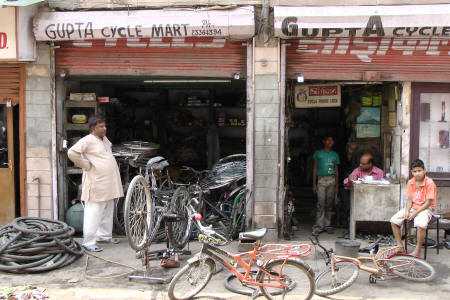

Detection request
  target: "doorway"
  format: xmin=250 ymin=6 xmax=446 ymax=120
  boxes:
xmin=286 ymin=82 xmax=388 ymax=231
xmin=0 ymin=104 xmax=15 ymax=224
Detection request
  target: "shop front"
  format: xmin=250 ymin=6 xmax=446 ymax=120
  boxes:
xmin=0 ymin=6 xmax=36 ymax=225
xmin=275 ymin=4 xmax=450 ymax=235
xmin=33 ymin=7 xmax=255 ymax=222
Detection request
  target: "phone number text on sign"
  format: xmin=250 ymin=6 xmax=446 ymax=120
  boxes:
xmin=294 ymin=84 xmax=341 ymax=108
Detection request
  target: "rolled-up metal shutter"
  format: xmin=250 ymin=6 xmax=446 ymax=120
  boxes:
xmin=56 ymin=38 xmax=246 ymax=78
xmin=0 ymin=64 xmax=20 ymax=104
xmin=286 ymin=37 xmax=450 ymax=82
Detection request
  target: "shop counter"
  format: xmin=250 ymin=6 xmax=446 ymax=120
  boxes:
xmin=349 ymin=183 xmax=400 ymax=240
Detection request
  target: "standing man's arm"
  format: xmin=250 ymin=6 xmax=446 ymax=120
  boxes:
xmin=68 ymin=138 xmax=92 ymax=171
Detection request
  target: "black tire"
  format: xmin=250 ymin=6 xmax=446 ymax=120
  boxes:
xmin=113 ymin=197 xmax=126 ymax=235
xmin=386 ymin=255 xmax=436 ymax=282
xmin=228 ymin=188 xmax=246 ymax=239
xmin=124 ymin=175 xmax=153 ymax=251
xmin=315 ymin=261 xmax=359 ymax=296
xmin=225 ymin=271 xmax=259 ymax=296
xmin=167 ymin=258 xmax=215 ymax=300
xmin=167 ymin=186 xmax=193 ymax=249
xmin=257 ymin=259 xmax=315 ymax=300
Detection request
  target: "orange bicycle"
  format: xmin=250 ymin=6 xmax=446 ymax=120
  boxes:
xmin=311 ymin=234 xmax=435 ymax=296
xmin=167 ymin=216 xmax=315 ymax=300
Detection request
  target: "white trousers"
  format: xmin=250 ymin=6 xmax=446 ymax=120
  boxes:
xmin=83 ymin=199 xmax=115 ymax=247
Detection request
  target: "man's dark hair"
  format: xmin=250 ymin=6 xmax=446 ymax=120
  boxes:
xmin=411 ymin=159 xmax=425 ymax=170
xmin=88 ymin=115 xmax=105 ymax=131
xmin=322 ymin=135 xmax=334 ymax=141
xmin=360 ymin=150 xmax=374 ymax=164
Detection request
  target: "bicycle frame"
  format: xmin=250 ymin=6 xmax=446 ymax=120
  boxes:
xmin=329 ymin=246 xmax=413 ymax=278
xmin=193 ymin=236 xmax=312 ymax=289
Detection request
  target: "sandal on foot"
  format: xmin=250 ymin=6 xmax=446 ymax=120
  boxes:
xmin=83 ymin=245 xmax=103 ymax=252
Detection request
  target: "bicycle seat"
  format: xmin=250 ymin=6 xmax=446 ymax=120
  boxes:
xmin=239 ymin=228 xmax=267 ymax=240
xmin=146 ymin=156 xmax=169 ymax=171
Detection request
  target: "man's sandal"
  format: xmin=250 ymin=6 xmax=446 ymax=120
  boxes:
xmin=83 ymin=245 xmax=104 ymax=252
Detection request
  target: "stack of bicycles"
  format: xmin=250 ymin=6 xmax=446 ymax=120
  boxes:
xmin=123 ymin=154 xmax=247 ymax=255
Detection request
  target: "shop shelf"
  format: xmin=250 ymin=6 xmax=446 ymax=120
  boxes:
xmin=65 ymin=100 xmax=97 ymax=108
xmin=66 ymin=123 xmax=89 ymax=131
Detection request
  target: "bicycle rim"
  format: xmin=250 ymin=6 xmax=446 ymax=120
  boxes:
xmin=258 ymin=259 xmax=315 ymax=300
xmin=124 ymin=175 xmax=153 ymax=251
xmin=167 ymin=186 xmax=192 ymax=249
xmin=168 ymin=258 xmax=214 ymax=300
xmin=387 ymin=255 xmax=436 ymax=282
xmin=315 ymin=261 xmax=359 ymax=296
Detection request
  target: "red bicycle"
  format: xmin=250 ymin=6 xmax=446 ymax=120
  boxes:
xmin=167 ymin=210 xmax=314 ymax=300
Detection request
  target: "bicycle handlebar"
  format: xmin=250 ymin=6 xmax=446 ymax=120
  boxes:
xmin=186 ymin=198 xmax=229 ymax=246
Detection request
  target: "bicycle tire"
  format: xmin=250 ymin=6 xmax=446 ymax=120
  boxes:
xmin=257 ymin=258 xmax=315 ymax=300
xmin=167 ymin=258 xmax=215 ymax=300
xmin=167 ymin=186 xmax=193 ymax=250
xmin=229 ymin=189 xmax=246 ymax=239
xmin=386 ymin=255 xmax=436 ymax=282
xmin=314 ymin=261 xmax=359 ymax=296
xmin=124 ymin=175 xmax=153 ymax=251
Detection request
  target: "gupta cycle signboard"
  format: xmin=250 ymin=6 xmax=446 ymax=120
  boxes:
xmin=0 ymin=7 xmax=17 ymax=60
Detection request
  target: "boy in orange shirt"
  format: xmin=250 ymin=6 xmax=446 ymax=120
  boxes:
xmin=390 ymin=159 xmax=437 ymax=258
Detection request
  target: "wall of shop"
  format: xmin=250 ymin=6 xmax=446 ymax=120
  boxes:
xmin=25 ymin=43 xmax=54 ymax=219
xmin=272 ymin=0 xmax=450 ymax=5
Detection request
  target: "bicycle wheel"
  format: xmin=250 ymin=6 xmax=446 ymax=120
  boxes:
xmin=113 ymin=197 xmax=126 ymax=235
xmin=257 ymin=258 xmax=315 ymax=300
xmin=124 ymin=175 xmax=153 ymax=251
xmin=386 ymin=255 xmax=435 ymax=282
xmin=228 ymin=189 xmax=246 ymax=239
xmin=315 ymin=261 xmax=359 ymax=296
xmin=167 ymin=186 xmax=192 ymax=250
xmin=167 ymin=258 xmax=215 ymax=300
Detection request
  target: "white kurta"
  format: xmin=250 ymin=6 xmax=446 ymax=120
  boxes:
xmin=68 ymin=134 xmax=123 ymax=202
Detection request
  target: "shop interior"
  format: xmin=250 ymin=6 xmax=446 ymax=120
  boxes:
xmin=63 ymin=78 xmax=246 ymax=206
xmin=285 ymin=82 xmax=398 ymax=231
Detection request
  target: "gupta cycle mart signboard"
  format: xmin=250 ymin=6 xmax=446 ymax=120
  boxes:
xmin=0 ymin=7 xmax=17 ymax=60
xmin=275 ymin=5 xmax=450 ymax=39
xmin=294 ymin=84 xmax=341 ymax=108
xmin=33 ymin=6 xmax=255 ymax=41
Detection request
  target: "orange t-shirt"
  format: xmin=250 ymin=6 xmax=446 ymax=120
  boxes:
xmin=406 ymin=176 xmax=437 ymax=210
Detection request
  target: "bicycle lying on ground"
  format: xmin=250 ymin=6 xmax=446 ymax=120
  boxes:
xmin=167 ymin=214 xmax=315 ymax=300
xmin=311 ymin=234 xmax=436 ymax=296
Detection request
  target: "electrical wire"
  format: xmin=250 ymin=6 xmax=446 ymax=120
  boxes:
xmin=0 ymin=217 xmax=83 ymax=273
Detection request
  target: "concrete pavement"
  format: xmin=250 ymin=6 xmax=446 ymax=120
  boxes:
xmin=0 ymin=228 xmax=449 ymax=300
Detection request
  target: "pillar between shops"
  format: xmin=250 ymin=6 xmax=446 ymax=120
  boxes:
xmin=249 ymin=37 xmax=282 ymax=241
xmin=25 ymin=43 xmax=54 ymax=219
xmin=399 ymin=82 xmax=411 ymax=207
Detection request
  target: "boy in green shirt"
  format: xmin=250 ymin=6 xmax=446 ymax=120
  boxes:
xmin=312 ymin=135 xmax=340 ymax=234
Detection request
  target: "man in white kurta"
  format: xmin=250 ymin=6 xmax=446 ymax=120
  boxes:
xmin=68 ymin=116 xmax=123 ymax=252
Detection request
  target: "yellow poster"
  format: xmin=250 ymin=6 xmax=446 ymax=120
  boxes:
xmin=0 ymin=7 xmax=16 ymax=60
